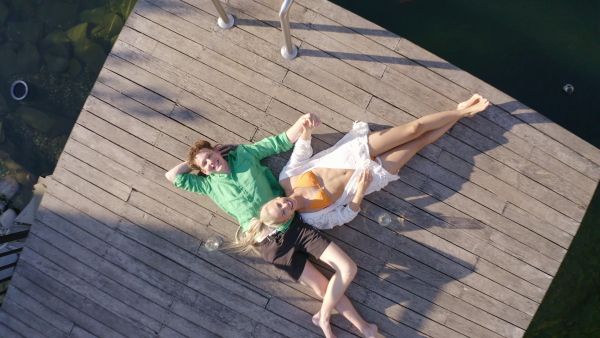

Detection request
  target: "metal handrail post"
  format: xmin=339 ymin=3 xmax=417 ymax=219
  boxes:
xmin=209 ymin=0 xmax=234 ymax=29
xmin=279 ymin=0 xmax=298 ymax=59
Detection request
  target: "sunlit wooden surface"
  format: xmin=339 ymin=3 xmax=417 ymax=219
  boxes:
xmin=1 ymin=0 xmax=599 ymax=336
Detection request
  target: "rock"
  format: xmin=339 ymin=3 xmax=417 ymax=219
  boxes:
xmin=66 ymin=22 xmax=89 ymax=43
xmin=0 ymin=176 xmax=19 ymax=201
xmin=91 ymin=13 xmax=124 ymax=40
xmin=0 ymin=209 xmax=16 ymax=229
xmin=0 ymin=121 xmax=4 ymax=143
xmin=0 ymin=150 xmax=36 ymax=188
xmin=17 ymin=106 xmax=54 ymax=133
xmin=0 ymin=94 xmax=8 ymax=113
xmin=74 ymin=37 xmax=106 ymax=72
xmin=9 ymin=0 xmax=35 ymax=20
xmin=44 ymin=53 xmax=70 ymax=73
xmin=40 ymin=32 xmax=71 ymax=52
xmin=7 ymin=21 xmax=43 ymax=43
xmin=17 ymin=42 xmax=40 ymax=73
xmin=78 ymin=7 xmax=108 ymax=25
xmin=16 ymin=106 xmax=74 ymax=136
xmin=0 ymin=45 xmax=18 ymax=77
xmin=39 ymin=2 xmax=78 ymax=29
xmin=0 ymin=2 xmax=8 ymax=25
xmin=111 ymin=0 xmax=137 ymax=18
xmin=68 ymin=58 xmax=83 ymax=77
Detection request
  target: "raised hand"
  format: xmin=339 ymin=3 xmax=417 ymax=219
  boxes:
xmin=301 ymin=113 xmax=322 ymax=131
xmin=214 ymin=143 xmax=234 ymax=157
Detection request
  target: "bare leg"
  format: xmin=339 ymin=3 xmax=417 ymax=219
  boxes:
xmin=298 ymin=261 xmax=378 ymax=338
xmin=368 ymin=94 xmax=489 ymax=158
xmin=377 ymin=96 xmax=489 ymax=175
xmin=304 ymin=242 xmax=357 ymax=338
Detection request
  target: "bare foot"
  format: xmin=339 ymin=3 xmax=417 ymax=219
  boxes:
xmin=312 ymin=312 xmax=320 ymax=327
xmin=317 ymin=316 xmax=336 ymax=338
xmin=457 ymin=93 xmax=483 ymax=110
xmin=463 ymin=98 xmax=490 ymax=117
xmin=360 ymin=323 xmax=378 ymax=338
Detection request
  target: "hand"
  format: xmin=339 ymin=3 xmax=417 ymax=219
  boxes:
xmin=300 ymin=113 xmax=321 ymax=132
xmin=214 ymin=143 xmax=234 ymax=157
xmin=356 ymin=169 xmax=373 ymax=196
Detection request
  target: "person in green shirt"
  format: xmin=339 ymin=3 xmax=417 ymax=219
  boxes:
xmin=165 ymin=114 xmax=378 ymax=338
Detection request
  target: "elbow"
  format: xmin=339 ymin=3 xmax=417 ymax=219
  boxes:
xmin=165 ymin=171 xmax=175 ymax=183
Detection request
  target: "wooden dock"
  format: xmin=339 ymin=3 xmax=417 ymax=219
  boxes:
xmin=2 ymin=0 xmax=599 ymax=336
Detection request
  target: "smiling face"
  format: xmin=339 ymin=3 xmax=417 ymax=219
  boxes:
xmin=264 ymin=196 xmax=297 ymax=224
xmin=194 ymin=148 xmax=227 ymax=175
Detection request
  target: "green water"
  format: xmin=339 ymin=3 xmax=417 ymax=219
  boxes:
xmin=328 ymin=0 xmax=600 ymax=335
xmin=0 ymin=0 xmax=135 ymax=210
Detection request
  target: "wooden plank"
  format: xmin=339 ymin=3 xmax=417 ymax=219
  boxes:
xmin=0 ymin=323 xmax=24 ymax=338
xmin=160 ymin=313 xmax=219 ymax=337
xmin=42 ymin=186 xmax=270 ymax=310
xmin=32 ymin=213 xmax=174 ymax=310
xmin=4 ymin=281 xmax=75 ymax=335
xmin=13 ymin=262 xmax=131 ymax=338
xmin=450 ymin=123 xmax=589 ymax=215
xmin=94 ymin=70 xmax=246 ymax=146
xmin=125 ymin=8 xmax=282 ymax=99
xmin=332 ymin=219 xmax=537 ymax=324
xmin=1 ymin=299 xmax=69 ymax=338
xmin=370 ymin=177 xmax=553 ymax=291
xmin=108 ymin=39 xmax=290 ymax=137
xmin=282 ymin=70 xmax=390 ymax=125
xmin=135 ymin=0 xmax=288 ymax=83
xmin=69 ymin=326 xmax=97 ymax=338
xmin=0 ymin=310 xmax=46 ymax=338
xmin=102 ymin=51 xmax=256 ymax=140
xmin=118 ymin=26 xmax=272 ymax=112
xmin=23 ymin=234 xmax=165 ymax=333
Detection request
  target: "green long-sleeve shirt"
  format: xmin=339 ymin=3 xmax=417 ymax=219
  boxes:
xmin=174 ymin=132 xmax=294 ymax=232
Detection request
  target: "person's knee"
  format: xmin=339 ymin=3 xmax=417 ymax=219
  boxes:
xmin=410 ymin=120 xmax=424 ymax=135
xmin=340 ymin=260 xmax=357 ymax=281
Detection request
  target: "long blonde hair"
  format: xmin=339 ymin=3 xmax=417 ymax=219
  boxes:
xmin=228 ymin=204 xmax=289 ymax=255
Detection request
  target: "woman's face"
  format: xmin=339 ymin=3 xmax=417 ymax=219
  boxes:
xmin=264 ymin=196 xmax=297 ymax=224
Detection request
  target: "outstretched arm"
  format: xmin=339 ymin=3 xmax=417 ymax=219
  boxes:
xmin=286 ymin=113 xmax=321 ymax=143
xmin=165 ymin=162 xmax=192 ymax=182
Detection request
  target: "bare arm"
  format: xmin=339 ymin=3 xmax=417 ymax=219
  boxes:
xmin=286 ymin=113 xmax=321 ymax=143
xmin=165 ymin=161 xmax=192 ymax=182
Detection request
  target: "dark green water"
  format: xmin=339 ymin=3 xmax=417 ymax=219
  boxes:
xmin=328 ymin=0 xmax=600 ymax=335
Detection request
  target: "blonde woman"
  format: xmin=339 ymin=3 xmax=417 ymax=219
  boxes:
xmin=260 ymin=94 xmax=490 ymax=229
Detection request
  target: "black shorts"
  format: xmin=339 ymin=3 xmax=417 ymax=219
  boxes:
xmin=258 ymin=215 xmax=331 ymax=281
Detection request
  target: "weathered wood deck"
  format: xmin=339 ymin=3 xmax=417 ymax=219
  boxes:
xmin=2 ymin=0 xmax=600 ymax=336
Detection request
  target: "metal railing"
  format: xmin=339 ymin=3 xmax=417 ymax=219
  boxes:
xmin=208 ymin=0 xmax=299 ymax=59
xmin=209 ymin=0 xmax=234 ymax=29
xmin=279 ymin=0 xmax=297 ymax=59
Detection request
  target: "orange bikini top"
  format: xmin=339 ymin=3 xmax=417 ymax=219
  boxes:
xmin=293 ymin=171 xmax=333 ymax=211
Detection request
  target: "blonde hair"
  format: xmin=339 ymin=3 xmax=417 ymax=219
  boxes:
xmin=227 ymin=203 xmax=289 ymax=255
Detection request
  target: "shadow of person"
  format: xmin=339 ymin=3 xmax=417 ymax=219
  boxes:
xmin=265 ymin=103 xmax=549 ymax=336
